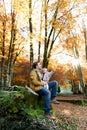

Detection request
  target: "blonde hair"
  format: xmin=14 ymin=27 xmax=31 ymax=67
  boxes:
xmin=42 ymin=68 xmax=47 ymax=73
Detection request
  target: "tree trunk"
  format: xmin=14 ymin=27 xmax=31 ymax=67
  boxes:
xmin=6 ymin=12 xmax=16 ymax=88
xmin=0 ymin=18 xmax=6 ymax=89
xmin=43 ymin=4 xmax=58 ymax=67
xmin=29 ymin=0 xmax=33 ymax=70
xmin=43 ymin=0 xmax=48 ymax=67
xmin=83 ymin=21 xmax=87 ymax=61
xmin=73 ymin=45 xmax=87 ymax=97
xmin=77 ymin=63 xmax=87 ymax=97
xmin=38 ymin=3 xmax=43 ymax=62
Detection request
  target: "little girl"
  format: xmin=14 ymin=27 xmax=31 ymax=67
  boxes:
xmin=41 ymin=68 xmax=54 ymax=89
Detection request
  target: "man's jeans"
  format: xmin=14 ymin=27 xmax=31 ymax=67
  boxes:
xmin=37 ymin=80 xmax=58 ymax=115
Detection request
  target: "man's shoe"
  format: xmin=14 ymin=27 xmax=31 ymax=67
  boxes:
xmin=51 ymin=99 xmax=60 ymax=104
xmin=44 ymin=114 xmax=56 ymax=119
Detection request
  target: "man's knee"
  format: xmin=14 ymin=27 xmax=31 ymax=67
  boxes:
xmin=53 ymin=80 xmax=58 ymax=86
xmin=46 ymin=90 xmax=51 ymax=99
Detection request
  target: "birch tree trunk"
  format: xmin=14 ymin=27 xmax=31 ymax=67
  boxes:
xmin=73 ymin=46 xmax=87 ymax=97
xmin=6 ymin=11 xmax=16 ymax=88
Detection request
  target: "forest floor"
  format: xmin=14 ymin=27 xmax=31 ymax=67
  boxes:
xmin=51 ymin=94 xmax=87 ymax=130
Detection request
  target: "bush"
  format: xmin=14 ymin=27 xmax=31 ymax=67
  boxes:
xmin=0 ymin=86 xmax=78 ymax=130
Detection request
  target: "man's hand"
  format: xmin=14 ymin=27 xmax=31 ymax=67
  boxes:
xmin=42 ymin=81 xmax=47 ymax=85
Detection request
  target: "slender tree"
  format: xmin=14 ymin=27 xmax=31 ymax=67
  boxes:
xmin=29 ymin=0 xmax=33 ymax=70
xmin=6 ymin=10 xmax=16 ymax=87
xmin=73 ymin=44 xmax=86 ymax=97
xmin=0 ymin=0 xmax=6 ymax=88
xmin=38 ymin=1 xmax=43 ymax=62
xmin=83 ymin=21 xmax=87 ymax=61
xmin=42 ymin=0 xmax=74 ymax=67
xmin=0 ymin=0 xmax=25 ymax=88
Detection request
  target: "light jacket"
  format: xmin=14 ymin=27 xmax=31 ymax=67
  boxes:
xmin=29 ymin=69 xmax=44 ymax=92
xmin=42 ymin=71 xmax=54 ymax=81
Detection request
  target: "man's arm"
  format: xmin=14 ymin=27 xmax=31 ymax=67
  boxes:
xmin=30 ymin=70 xmax=44 ymax=86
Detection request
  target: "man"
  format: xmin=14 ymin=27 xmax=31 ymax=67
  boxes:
xmin=30 ymin=61 xmax=59 ymax=118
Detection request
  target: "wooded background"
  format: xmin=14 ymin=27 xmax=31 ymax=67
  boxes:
xmin=0 ymin=0 xmax=87 ymax=96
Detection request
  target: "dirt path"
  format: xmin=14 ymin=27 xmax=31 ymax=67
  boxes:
xmin=51 ymin=95 xmax=87 ymax=130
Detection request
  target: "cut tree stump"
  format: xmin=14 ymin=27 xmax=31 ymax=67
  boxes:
xmin=25 ymin=86 xmax=43 ymax=108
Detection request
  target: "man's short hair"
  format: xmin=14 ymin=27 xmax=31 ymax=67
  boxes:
xmin=33 ymin=61 xmax=39 ymax=69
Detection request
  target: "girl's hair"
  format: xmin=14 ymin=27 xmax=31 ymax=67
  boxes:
xmin=42 ymin=68 xmax=47 ymax=72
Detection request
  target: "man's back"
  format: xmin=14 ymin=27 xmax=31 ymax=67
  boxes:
xmin=30 ymin=69 xmax=43 ymax=91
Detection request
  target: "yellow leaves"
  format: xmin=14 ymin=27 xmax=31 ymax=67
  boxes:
xmin=50 ymin=18 xmax=55 ymax=24
xmin=57 ymin=0 xmax=70 ymax=10
xmin=60 ymin=82 xmax=72 ymax=90
xmin=48 ymin=60 xmax=58 ymax=70
xmin=65 ymin=35 xmax=82 ymax=50
xmin=13 ymin=0 xmax=29 ymax=27
xmin=14 ymin=0 xmax=28 ymax=14
xmin=42 ymin=5 xmax=48 ymax=12
xmin=66 ymin=13 xmax=73 ymax=23
xmin=63 ymin=0 xmax=70 ymax=7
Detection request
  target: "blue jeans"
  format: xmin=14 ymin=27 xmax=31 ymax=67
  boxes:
xmin=37 ymin=80 xmax=58 ymax=115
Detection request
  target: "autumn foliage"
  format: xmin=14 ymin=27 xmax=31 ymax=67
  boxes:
xmin=0 ymin=0 xmax=87 ymax=96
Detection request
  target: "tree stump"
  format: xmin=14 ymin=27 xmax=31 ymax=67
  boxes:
xmin=25 ymin=86 xmax=44 ymax=109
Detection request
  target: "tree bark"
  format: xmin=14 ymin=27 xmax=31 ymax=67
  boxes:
xmin=29 ymin=0 xmax=33 ymax=70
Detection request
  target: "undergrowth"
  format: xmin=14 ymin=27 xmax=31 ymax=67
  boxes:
xmin=0 ymin=85 xmax=84 ymax=130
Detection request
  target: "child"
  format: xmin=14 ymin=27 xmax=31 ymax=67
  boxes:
xmin=41 ymin=68 xmax=54 ymax=89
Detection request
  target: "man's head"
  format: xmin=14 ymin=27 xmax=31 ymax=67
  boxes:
xmin=33 ymin=61 xmax=42 ymax=70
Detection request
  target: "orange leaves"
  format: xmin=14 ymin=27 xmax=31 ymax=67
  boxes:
xmin=57 ymin=0 xmax=70 ymax=9
xmin=13 ymin=57 xmax=30 ymax=86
